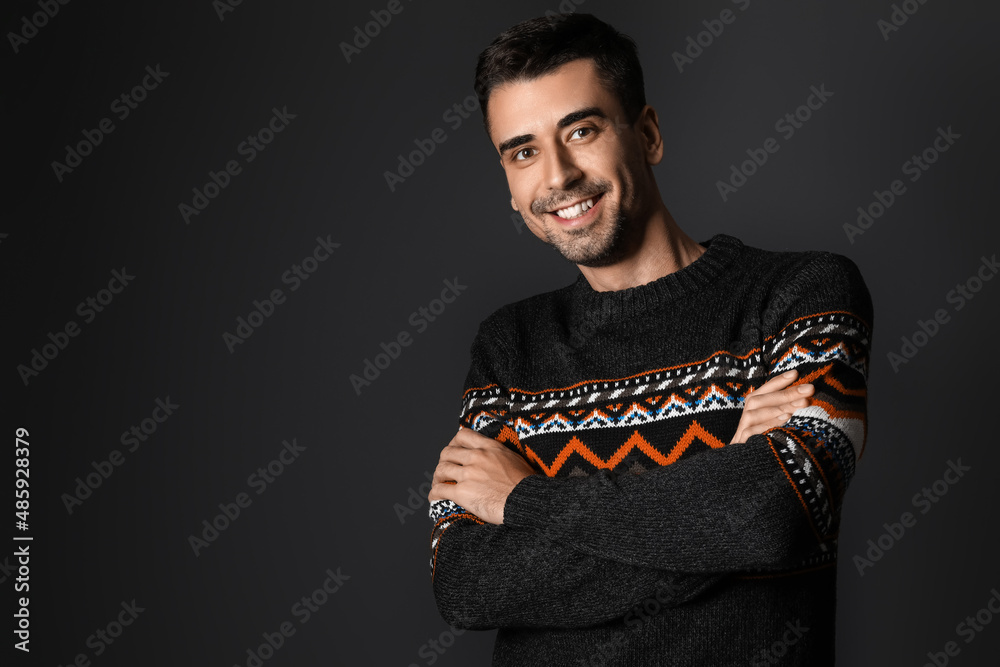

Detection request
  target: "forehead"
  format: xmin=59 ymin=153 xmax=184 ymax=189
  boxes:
xmin=487 ymin=58 xmax=620 ymax=150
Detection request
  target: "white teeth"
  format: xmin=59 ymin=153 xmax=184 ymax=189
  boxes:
xmin=555 ymin=198 xmax=595 ymax=219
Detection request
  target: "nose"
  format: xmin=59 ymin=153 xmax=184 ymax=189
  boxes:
xmin=541 ymin=142 xmax=583 ymax=192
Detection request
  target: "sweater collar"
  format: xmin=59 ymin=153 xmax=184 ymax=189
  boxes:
xmin=568 ymin=233 xmax=743 ymax=319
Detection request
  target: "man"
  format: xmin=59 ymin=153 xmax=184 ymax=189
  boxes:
xmin=427 ymin=13 xmax=872 ymax=666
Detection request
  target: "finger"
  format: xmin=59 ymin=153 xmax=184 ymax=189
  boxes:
xmin=743 ymin=405 xmax=795 ymax=427
xmin=447 ymin=427 xmax=489 ymax=451
xmin=768 ymin=385 xmax=814 ymax=411
xmin=762 ymin=411 xmax=792 ymax=429
xmin=777 ymin=383 xmax=814 ymax=407
xmin=454 ymin=427 xmax=502 ymax=450
xmin=432 ymin=461 xmax=465 ymax=484
xmin=744 ymin=385 xmax=813 ymax=412
xmin=787 ymin=383 xmax=814 ymax=397
xmin=438 ymin=444 xmax=474 ymax=465
xmin=427 ymin=480 xmax=458 ymax=502
xmin=752 ymin=369 xmax=799 ymax=396
xmin=734 ymin=410 xmax=792 ymax=443
xmin=747 ymin=383 xmax=813 ymax=410
xmin=756 ymin=413 xmax=791 ymax=434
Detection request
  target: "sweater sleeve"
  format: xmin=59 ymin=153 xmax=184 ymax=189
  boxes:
xmin=501 ymin=252 xmax=874 ymax=573
xmin=428 ymin=315 xmax=725 ymax=630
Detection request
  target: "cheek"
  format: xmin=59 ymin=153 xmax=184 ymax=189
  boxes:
xmin=614 ymin=157 xmax=641 ymax=202
xmin=506 ymin=174 xmax=533 ymax=208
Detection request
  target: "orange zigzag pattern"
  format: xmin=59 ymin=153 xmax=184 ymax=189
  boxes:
xmin=519 ymin=420 xmax=727 ymax=477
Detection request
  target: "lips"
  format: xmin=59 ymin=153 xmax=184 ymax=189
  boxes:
xmin=548 ymin=193 xmax=604 ymax=225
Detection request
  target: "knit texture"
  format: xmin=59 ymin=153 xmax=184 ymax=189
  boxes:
xmin=428 ymin=233 xmax=873 ymax=666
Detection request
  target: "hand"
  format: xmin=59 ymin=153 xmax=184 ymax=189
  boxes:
xmin=428 ymin=426 xmax=536 ymax=525
xmin=730 ymin=369 xmax=813 ymax=444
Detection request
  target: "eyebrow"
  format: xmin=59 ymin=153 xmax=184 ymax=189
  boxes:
xmin=496 ymin=106 xmax=608 ymax=157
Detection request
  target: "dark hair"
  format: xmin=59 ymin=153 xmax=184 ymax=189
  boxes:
xmin=474 ymin=13 xmax=646 ymax=136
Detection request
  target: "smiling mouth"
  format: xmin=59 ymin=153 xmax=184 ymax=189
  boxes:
xmin=550 ymin=193 xmax=604 ymax=220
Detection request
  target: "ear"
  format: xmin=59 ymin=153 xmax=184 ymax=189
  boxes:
xmin=510 ymin=197 xmax=519 ymax=212
xmin=637 ymin=104 xmax=664 ymax=166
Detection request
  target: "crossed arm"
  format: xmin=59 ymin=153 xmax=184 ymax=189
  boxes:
xmin=427 ymin=371 xmax=814 ymax=630
xmin=427 ymin=252 xmax=873 ymax=629
xmin=431 ymin=368 xmax=812 ymax=526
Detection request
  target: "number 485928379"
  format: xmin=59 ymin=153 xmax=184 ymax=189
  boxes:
xmin=15 ymin=427 xmax=29 ymax=526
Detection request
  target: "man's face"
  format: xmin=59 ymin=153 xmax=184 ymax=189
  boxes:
xmin=487 ymin=58 xmax=655 ymax=267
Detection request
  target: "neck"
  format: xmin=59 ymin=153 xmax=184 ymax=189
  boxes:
xmin=577 ymin=205 xmax=705 ymax=293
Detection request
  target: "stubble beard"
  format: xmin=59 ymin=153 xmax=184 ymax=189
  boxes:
xmin=530 ymin=179 xmax=634 ymax=268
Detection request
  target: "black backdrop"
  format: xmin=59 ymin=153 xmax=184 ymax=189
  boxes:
xmin=3 ymin=0 xmax=999 ymax=665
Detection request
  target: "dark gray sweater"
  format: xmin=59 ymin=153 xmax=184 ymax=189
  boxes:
xmin=428 ymin=233 xmax=873 ymax=666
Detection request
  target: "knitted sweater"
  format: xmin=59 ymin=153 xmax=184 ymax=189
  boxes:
xmin=428 ymin=233 xmax=873 ymax=666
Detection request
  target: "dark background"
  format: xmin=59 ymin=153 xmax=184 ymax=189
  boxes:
xmin=3 ymin=0 xmax=998 ymax=665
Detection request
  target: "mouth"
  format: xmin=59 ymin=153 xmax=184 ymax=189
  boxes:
xmin=547 ymin=193 xmax=605 ymax=226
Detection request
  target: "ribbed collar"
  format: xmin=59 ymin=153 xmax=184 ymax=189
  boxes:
xmin=567 ymin=233 xmax=743 ymax=320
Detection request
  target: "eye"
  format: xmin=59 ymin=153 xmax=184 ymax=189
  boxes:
xmin=570 ymin=126 xmax=594 ymax=140
xmin=514 ymin=147 xmax=537 ymax=161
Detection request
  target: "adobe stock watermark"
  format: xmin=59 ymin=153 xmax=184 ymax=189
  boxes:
xmin=178 ymin=106 xmax=297 ymax=224
xmin=51 ymin=65 xmax=170 ymax=183
xmin=853 ymin=458 xmax=970 ymax=576
xmin=187 ymin=438 xmax=306 ymax=556
xmin=622 ymin=576 xmax=686 ymax=626
xmin=0 ymin=552 xmax=23 ymax=585
xmin=213 ymin=0 xmax=244 ymax=21
xmin=510 ymin=211 xmax=529 ymax=234
xmin=671 ymin=0 xmax=751 ymax=73
xmin=221 ymin=235 xmax=340 ymax=353
xmin=877 ymin=0 xmax=931 ymax=42
xmin=428 ymin=454 xmax=611 ymax=589
xmin=887 ymin=253 xmax=996 ymax=373
xmin=921 ymin=586 xmax=1000 ymax=667
xmin=54 ymin=600 xmax=145 ymax=666
xmin=722 ymin=467 xmax=791 ymax=536
xmin=231 ymin=566 xmax=349 ymax=667
xmin=539 ymin=0 xmax=589 ymax=25
xmin=716 ymin=84 xmax=834 ymax=202
xmin=407 ymin=616 xmax=475 ymax=667
xmin=574 ymin=575 xmax=692 ymax=666
xmin=844 ymin=125 xmax=961 ymax=244
xmin=16 ymin=267 xmax=136 ymax=386
xmin=560 ymin=305 xmax=615 ymax=352
xmin=383 ymin=92 xmax=480 ymax=192
xmin=750 ymin=620 xmax=810 ymax=666
xmin=394 ymin=469 xmax=434 ymax=524
xmin=340 ymin=0 xmax=415 ymax=63
xmin=61 ymin=396 xmax=179 ymax=515
xmin=350 ymin=277 xmax=467 ymax=395
xmin=7 ymin=0 xmax=72 ymax=54
xmin=426 ymin=432 xmax=608 ymax=594
xmin=12 ymin=544 xmax=30 ymax=652
xmin=518 ymin=468 xmax=609 ymax=586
